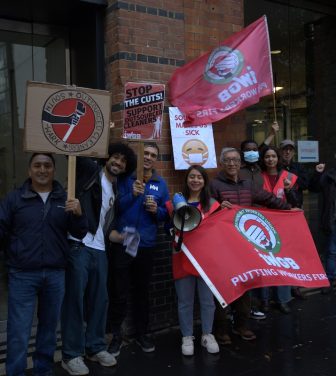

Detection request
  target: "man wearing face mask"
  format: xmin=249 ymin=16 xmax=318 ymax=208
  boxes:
xmin=239 ymin=140 xmax=263 ymax=190
xmin=239 ymin=122 xmax=279 ymax=190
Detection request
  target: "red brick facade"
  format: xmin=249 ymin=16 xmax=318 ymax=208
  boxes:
xmin=104 ymin=0 xmax=245 ymax=333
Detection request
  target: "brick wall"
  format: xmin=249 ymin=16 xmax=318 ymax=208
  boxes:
xmin=104 ymin=0 xmax=245 ymax=334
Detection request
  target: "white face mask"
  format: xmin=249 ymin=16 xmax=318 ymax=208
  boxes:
xmin=243 ymin=150 xmax=259 ymax=163
xmin=188 ymin=153 xmax=203 ymax=163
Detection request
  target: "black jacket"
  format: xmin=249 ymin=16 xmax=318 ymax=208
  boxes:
xmin=76 ymin=157 xmax=103 ymax=234
xmin=0 ymin=179 xmax=88 ymax=270
xmin=282 ymin=161 xmax=308 ymax=208
xmin=309 ymin=168 xmax=336 ymax=234
xmin=210 ymin=172 xmax=291 ymax=209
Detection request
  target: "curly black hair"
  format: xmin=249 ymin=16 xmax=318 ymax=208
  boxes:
xmin=104 ymin=142 xmax=137 ymax=175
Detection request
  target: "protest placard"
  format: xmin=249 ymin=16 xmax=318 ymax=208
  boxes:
xmin=25 ymin=81 xmax=111 ymax=198
xmin=123 ymin=82 xmax=165 ymax=140
xmin=25 ymin=81 xmax=111 ymax=157
xmin=169 ymin=107 xmax=217 ymax=170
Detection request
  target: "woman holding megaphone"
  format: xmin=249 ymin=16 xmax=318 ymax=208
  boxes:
xmin=166 ymin=165 xmax=220 ymax=356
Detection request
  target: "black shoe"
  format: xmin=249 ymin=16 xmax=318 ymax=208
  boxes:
xmin=135 ymin=335 xmax=155 ymax=353
xmin=108 ymin=335 xmax=122 ymax=357
xmin=260 ymin=301 xmax=270 ymax=313
xmin=277 ymin=302 xmax=291 ymax=314
xmin=292 ymin=287 xmax=307 ymax=300
xmin=321 ymin=286 xmax=333 ymax=295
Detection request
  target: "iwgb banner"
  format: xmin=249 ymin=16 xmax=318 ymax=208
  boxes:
xmin=168 ymin=16 xmax=273 ymax=126
xmin=123 ymin=82 xmax=165 ymax=140
xmin=181 ymin=206 xmax=328 ymax=307
xmin=169 ymin=107 xmax=217 ymax=169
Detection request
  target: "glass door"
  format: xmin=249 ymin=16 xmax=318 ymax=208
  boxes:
xmin=0 ymin=20 xmax=69 ymax=330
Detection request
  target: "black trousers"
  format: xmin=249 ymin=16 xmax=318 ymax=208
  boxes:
xmin=106 ymin=242 xmax=154 ymax=336
xmin=213 ymin=292 xmax=251 ymax=335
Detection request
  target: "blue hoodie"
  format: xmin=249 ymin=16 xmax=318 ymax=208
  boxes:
xmin=115 ymin=171 xmax=169 ymax=248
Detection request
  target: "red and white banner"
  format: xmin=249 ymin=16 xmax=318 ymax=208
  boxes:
xmin=168 ymin=16 xmax=273 ymax=126
xmin=181 ymin=206 xmax=328 ymax=307
xmin=123 ymin=82 xmax=165 ymax=140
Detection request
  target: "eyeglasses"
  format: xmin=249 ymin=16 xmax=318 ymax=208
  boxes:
xmin=222 ymin=158 xmax=241 ymax=165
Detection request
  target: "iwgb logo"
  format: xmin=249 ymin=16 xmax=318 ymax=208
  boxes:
xmin=41 ymin=90 xmax=104 ymax=152
xmin=234 ymin=208 xmax=280 ymax=254
xmin=234 ymin=208 xmax=300 ymax=270
xmin=204 ymin=46 xmax=244 ymax=85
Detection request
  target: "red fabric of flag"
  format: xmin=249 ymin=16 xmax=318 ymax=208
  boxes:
xmin=168 ymin=16 xmax=274 ymax=126
xmin=181 ymin=206 xmax=329 ymax=305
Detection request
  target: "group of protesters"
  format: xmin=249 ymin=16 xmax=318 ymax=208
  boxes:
xmin=0 ymin=122 xmax=334 ymax=374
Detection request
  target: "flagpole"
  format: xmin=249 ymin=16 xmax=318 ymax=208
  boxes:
xmin=178 ymin=239 xmax=228 ymax=308
xmin=272 ymin=74 xmax=279 ymax=147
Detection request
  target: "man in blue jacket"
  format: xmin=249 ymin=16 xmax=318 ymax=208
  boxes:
xmin=107 ymin=142 xmax=169 ymax=357
xmin=61 ymin=143 xmax=137 ymax=375
xmin=0 ymin=153 xmax=88 ymax=376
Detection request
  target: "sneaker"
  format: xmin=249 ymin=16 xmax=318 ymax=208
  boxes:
xmin=250 ymin=309 xmax=266 ymax=320
xmin=135 ymin=335 xmax=155 ymax=353
xmin=181 ymin=336 xmax=194 ymax=356
xmin=62 ymin=357 xmax=89 ymax=375
xmin=108 ymin=335 xmax=122 ymax=357
xmin=201 ymin=334 xmax=220 ymax=354
xmin=86 ymin=350 xmax=117 ymax=367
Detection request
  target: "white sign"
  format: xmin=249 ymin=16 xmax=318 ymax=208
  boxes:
xmin=297 ymin=140 xmax=319 ymax=163
xmin=169 ymin=107 xmax=217 ymax=170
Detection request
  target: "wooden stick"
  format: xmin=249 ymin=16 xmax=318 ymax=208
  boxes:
xmin=67 ymin=155 xmax=76 ymax=200
xmin=137 ymin=141 xmax=144 ymax=182
xmin=272 ymin=90 xmax=279 ymax=147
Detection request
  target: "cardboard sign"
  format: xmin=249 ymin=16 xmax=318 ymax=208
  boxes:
xmin=297 ymin=140 xmax=319 ymax=163
xmin=24 ymin=81 xmax=111 ymax=157
xmin=123 ymin=82 xmax=165 ymax=140
xmin=169 ymin=107 xmax=217 ymax=170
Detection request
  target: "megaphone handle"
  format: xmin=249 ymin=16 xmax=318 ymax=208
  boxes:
xmin=175 ymin=207 xmax=186 ymax=252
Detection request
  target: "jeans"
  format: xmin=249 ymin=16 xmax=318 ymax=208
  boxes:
xmin=61 ymin=244 xmax=108 ymax=359
xmin=175 ymin=276 xmax=215 ymax=337
xmin=6 ymin=268 xmax=65 ymax=376
xmin=106 ymin=243 xmax=154 ymax=336
xmin=325 ymin=231 xmax=336 ymax=281
xmin=261 ymin=286 xmax=292 ymax=304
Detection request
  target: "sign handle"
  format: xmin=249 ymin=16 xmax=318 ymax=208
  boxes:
xmin=137 ymin=141 xmax=144 ymax=182
xmin=67 ymin=155 xmax=76 ymax=200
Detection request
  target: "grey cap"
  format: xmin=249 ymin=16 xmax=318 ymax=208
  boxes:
xmin=280 ymin=139 xmax=295 ymax=149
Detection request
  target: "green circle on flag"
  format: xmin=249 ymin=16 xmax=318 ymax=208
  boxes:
xmin=234 ymin=208 xmax=281 ymax=254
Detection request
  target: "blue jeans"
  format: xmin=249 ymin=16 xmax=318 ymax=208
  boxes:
xmin=325 ymin=231 xmax=336 ymax=281
xmin=175 ymin=276 xmax=215 ymax=337
xmin=6 ymin=268 xmax=65 ymax=376
xmin=261 ymin=286 xmax=292 ymax=304
xmin=61 ymin=244 xmax=108 ymax=359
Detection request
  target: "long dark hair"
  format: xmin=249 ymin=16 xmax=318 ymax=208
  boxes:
xmin=182 ymin=165 xmax=211 ymax=212
xmin=260 ymin=146 xmax=282 ymax=171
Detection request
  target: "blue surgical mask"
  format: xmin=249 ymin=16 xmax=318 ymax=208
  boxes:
xmin=243 ymin=150 xmax=259 ymax=163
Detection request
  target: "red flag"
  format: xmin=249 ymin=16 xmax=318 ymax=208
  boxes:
xmin=168 ymin=16 xmax=273 ymax=125
xmin=181 ymin=206 xmax=328 ymax=307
